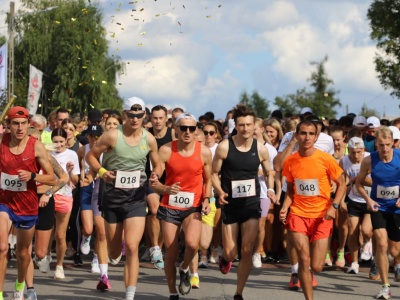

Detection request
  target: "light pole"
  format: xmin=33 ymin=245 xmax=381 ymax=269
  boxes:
xmin=7 ymin=2 xmax=58 ymax=101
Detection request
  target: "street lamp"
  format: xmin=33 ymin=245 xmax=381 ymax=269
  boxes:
xmin=7 ymin=1 xmax=58 ymax=100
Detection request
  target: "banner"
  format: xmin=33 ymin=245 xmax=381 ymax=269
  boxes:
xmin=0 ymin=44 xmax=7 ymax=94
xmin=27 ymin=64 xmax=43 ymax=115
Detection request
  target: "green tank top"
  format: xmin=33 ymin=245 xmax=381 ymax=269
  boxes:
xmin=102 ymin=125 xmax=150 ymax=186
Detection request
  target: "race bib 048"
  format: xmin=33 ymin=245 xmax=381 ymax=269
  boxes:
xmin=295 ymin=178 xmax=320 ymax=196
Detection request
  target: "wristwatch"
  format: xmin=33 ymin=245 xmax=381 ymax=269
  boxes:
xmin=332 ymin=203 xmax=339 ymax=209
xmin=45 ymin=190 xmax=52 ymax=197
xmin=31 ymin=172 xmax=36 ymax=180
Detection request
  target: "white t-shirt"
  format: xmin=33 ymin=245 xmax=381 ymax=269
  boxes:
xmin=278 ymin=131 xmax=334 ymax=192
xmin=259 ymin=143 xmax=278 ymax=199
xmin=52 ymin=149 xmax=80 ymax=197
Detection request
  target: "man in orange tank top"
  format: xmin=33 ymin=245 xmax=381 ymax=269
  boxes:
xmin=280 ymin=119 xmax=346 ymax=300
xmin=150 ymin=113 xmax=212 ymax=300
xmin=0 ymin=106 xmax=56 ymax=300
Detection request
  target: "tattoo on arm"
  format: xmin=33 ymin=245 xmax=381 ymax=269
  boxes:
xmin=49 ymin=156 xmax=67 ymax=193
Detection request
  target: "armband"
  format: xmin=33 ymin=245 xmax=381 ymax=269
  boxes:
xmin=98 ymin=167 xmax=108 ymax=179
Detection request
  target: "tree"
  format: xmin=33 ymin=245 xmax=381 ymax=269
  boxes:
xmin=368 ymin=0 xmax=400 ymax=98
xmin=273 ymin=56 xmax=341 ymax=119
xmin=12 ymin=0 xmax=124 ymax=115
xmin=239 ymin=90 xmax=270 ymax=119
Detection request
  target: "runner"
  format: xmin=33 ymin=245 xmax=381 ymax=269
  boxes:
xmin=279 ymin=119 xmax=346 ymax=300
xmin=86 ymin=97 xmax=162 ymax=300
xmin=356 ymin=126 xmax=400 ymax=300
xmin=212 ymin=104 xmax=276 ymax=300
xmin=150 ymin=113 xmax=212 ymax=299
xmin=0 ymin=106 xmax=56 ymax=300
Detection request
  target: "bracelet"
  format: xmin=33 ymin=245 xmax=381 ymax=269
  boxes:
xmin=98 ymin=167 xmax=108 ymax=179
xmin=203 ymin=197 xmax=211 ymax=201
xmin=267 ymin=188 xmax=275 ymax=193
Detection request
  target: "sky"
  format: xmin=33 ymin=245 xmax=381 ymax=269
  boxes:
xmin=0 ymin=0 xmax=398 ymax=120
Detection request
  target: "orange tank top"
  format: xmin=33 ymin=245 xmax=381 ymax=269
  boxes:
xmin=161 ymin=141 xmax=204 ymax=210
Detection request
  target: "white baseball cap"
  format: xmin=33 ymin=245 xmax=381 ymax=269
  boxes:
xmin=300 ymin=107 xmax=313 ymax=115
xmin=347 ymin=137 xmax=365 ymax=149
xmin=367 ymin=116 xmax=380 ymax=129
xmin=123 ymin=97 xmax=145 ymax=111
xmin=389 ymin=126 xmax=400 ymax=140
xmin=352 ymin=116 xmax=367 ymax=127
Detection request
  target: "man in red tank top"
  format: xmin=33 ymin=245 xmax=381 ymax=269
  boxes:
xmin=0 ymin=106 xmax=56 ymax=300
xmin=150 ymin=113 xmax=212 ymax=300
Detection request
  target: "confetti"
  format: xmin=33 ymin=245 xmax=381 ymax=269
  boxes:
xmin=71 ymin=18 xmax=76 ymax=21
xmin=76 ymin=45 xmax=81 ymax=49
xmin=183 ymin=5 xmax=185 ymax=8
xmin=206 ymin=16 xmax=211 ymax=18
xmin=116 ymin=22 xmax=121 ymax=25
xmin=155 ymin=14 xmax=160 ymax=17
xmin=111 ymin=32 xmax=116 ymax=38
xmin=141 ymin=31 xmax=146 ymax=35
xmin=93 ymin=39 xmax=97 ymax=45
xmin=119 ymin=83 xmax=122 ymax=85
xmin=82 ymin=66 xmax=87 ymax=69
xmin=121 ymin=28 xmax=124 ymax=30
xmin=101 ymin=81 xmax=107 ymax=84
xmin=218 ymin=4 xmax=222 ymax=7
xmin=134 ymin=18 xmax=139 ymax=21
xmin=137 ymin=43 xmax=143 ymax=46
xmin=178 ymin=21 xmax=182 ymax=26
xmin=140 ymin=8 xmax=144 ymax=12
xmin=55 ymin=20 xmax=60 ymax=24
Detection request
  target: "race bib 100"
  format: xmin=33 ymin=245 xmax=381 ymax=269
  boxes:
xmin=168 ymin=192 xmax=194 ymax=208
xmin=377 ymin=185 xmax=399 ymax=200
xmin=231 ymin=179 xmax=256 ymax=198
xmin=1 ymin=173 xmax=27 ymax=192
xmin=115 ymin=170 xmax=140 ymax=189
xmin=295 ymin=178 xmax=320 ymax=196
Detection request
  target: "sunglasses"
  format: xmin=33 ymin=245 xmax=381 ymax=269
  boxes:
xmin=130 ymin=106 xmax=142 ymax=112
xmin=204 ymin=130 xmax=215 ymax=136
xmin=126 ymin=112 xmax=145 ymax=119
xmin=179 ymin=125 xmax=197 ymax=133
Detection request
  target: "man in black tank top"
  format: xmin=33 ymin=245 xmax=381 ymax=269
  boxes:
xmin=212 ymin=104 xmax=277 ymax=300
xmin=144 ymin=105 xmax=176 ymax=270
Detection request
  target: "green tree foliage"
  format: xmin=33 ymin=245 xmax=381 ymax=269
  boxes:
xmin=368 ymin=0 xmax=400 ymax=98
xmin=239 ymin=90 xmax=270 ymax=119
xmin=12 ymin=0 xmax=124 ymax=115
xmin=273 ymin=56 xmax=341 ymax=119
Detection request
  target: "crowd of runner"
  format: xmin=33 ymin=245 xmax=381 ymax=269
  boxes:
xmin=1 ymin=97 xmax=400 ymax=300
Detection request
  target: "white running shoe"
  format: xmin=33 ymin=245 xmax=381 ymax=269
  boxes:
xmin=199 ymin=255 xmax=209 ymax=268
xmin=346 ymin=262 xmax=359 ymax=274
xmin=91 ymin=255 xmax=100 ymax=274
xmin=141 ymin=248 xmax=151 ymax=262
xmin=54 ymin=265 xmax=65 ymax=279
xmin=252 ymin=253 xmax=262 ymax=268
xmin=80 ymin=236 xmax=91 ymax=255
xmin=376 ymin=285 xmax=392 ymax=299
xmin=109 ymin=253 xmax=122 ymax=265
xmin=361 ymin=240 xmax=373 ymax=261
xmin=35 ymin=255 xmax=50 ymax=273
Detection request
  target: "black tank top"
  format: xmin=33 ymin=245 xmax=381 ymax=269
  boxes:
xmin=221 ymin=137 xmax=261 ymax=206
xmin=145 ymin=127 xmax=173 ymax=183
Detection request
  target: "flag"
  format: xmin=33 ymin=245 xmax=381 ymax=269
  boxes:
xmin=0 ymin=44 xmax=7 ymax=94
xmin=27 ymin=64 xmax=43 ymax=115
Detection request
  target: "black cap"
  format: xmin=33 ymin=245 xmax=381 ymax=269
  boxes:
xmin=305 ymin=115 xmax=325 ymax=132
xmin=86 ymin=124 xmax=103 ymax=136
xmin=88 ymin=109 xmax=102 ymax=122
xmin=271 ymin=110 xmax=283 ymax=120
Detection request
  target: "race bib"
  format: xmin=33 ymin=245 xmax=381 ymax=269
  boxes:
xmin=1 ymin=173 xmax=27 ymax=192
xmin=377 ymin=185 xmax=399 ymax=200
xmin=352 ymin=185 xmax=371 ymax=197
xmin=168 ymin=192 xmax=194 ymax=208
xmin=295 ymin=178 xmax=320 ymax=196
xmin=115 ymin=170 xmax=140 ymax=189
xmin=231 ymin=179 xmax=256 ymax=198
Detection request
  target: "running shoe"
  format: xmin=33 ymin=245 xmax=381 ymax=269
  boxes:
xmin=91 ymin=255 xmax=100 ymax=274
xmin=288 ymin=273 xmax=300 ymax=290
xmin=26 ymin=289 xmax=37 ymax=300
xmin=35 ymin=255 xmax=50 ymax=273
xmin=260 ymin=249 xmax=267 ymax=260
xmin=150 ymin=248 xmax=164 ymax=270
xmin=80 ymin=236 xmax=91 ymax=255
xmin=209 ymin=246 xmax=221 ymax=264
xmin=233 ymin=294 xmax=244 ymax=300
xmin=394 ymin=267 xmax=400 ymax=282
xmin=65 ymin=247 xmax=74 ymax=259
xmin=311 ymin=271 xmax=318 ymax=287
xmin=10 ymin=290 xmax=24 ymax=300
xmin=109 ymin=253 xmax=122 ymax=265
xmin=178 ymin=269 xmax=191 ymax=295
xmin=169 ymin=295 xmax=179 ymax=300
xmin=219 ymin=257 xmax=232 ymax=274
xmin=252 ymin=253 xmax=262 ymax=268
xmin=376 ymin=285 xmax=391 ymax=299
xmin=347 ymin=262 xmax=359 ymax=274
xmin=73 ymin=253 xmax=83 ymax=266
xmin=360 ymin=240 xmax=373 ymax=261
xmin=370 ymin=260 xmax=381 ymax=280
xmin=263 ymin=251 xmax=276 ymax=263
xmin=190 ymin=275 xmax=200 ymax=289
xmin=97 ymin=274 xmax=111 ymax=291
xmin=325 ymin=252 xmax=333 ymax=266
xmin=54 ymin=265 xmax=65 ymax=279
xmin=335 ymin=250 xmax=345 ymax=267
xmin=141 ymin=248 xmax=151 ymax=261
xmin=199 ymin=255 xmax=208 ymax=268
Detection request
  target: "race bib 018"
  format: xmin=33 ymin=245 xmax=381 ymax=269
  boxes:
xmin=114 ymin=170 xmax=141 ymax=189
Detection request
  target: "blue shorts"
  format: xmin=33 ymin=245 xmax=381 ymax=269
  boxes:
xmin=0 ymin=204 xmax=37 ymax=229
xmin=80 ymin=183 xmax=94 ymax=211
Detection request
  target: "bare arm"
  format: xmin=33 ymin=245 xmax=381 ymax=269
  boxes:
xmin=29 ymin=141 xmax=56 ymax=186
xmin=355 ymin=156 xmax=377 ymax=211
xmin=273 ymin=133 xmax=297 ymax=172
xmin=201 ymin=145 xmax=213 ymax=214
xmin=259 ymin=142 xmax=277 ymax=203
xmin=212 ymin=140 xmax=229 ymax=205
xmin=279 ymin=181 xmax=294 ymax=223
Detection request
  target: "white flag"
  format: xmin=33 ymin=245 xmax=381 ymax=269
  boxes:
xmin=0 ymin=44 xmax=7 ymax=94
xmin=27 ymin=64 xmax=43 ymax=115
